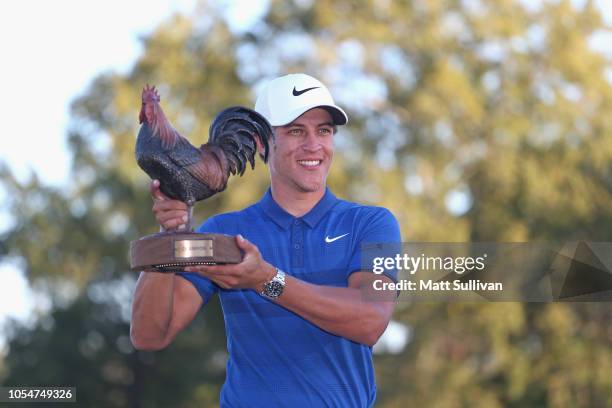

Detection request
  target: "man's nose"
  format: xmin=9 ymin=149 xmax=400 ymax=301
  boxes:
xmin=302 ymin=131 xmax=322 ymax=151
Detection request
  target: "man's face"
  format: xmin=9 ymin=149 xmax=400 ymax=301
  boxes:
xmin=267 ymin=108 xmax=335 ymax=194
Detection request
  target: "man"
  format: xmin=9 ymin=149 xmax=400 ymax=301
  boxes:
xmin=131 ymin=73 xmax=401 ymax=407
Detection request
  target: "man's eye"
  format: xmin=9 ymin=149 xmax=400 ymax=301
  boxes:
xmin=290 ymin=129 xmax=302 ymax=135
xmin=319 ymin=128 xmax=331 ymax=134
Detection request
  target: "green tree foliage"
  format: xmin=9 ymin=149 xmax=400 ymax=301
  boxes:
xmin=2 ymin=288 xmax=226 ymax=407
xmin=1 ymin=1 xmax=612 ymax=406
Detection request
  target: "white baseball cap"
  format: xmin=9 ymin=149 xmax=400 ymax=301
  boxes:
xmin=255 ymin=73 xmax=348 ymax=126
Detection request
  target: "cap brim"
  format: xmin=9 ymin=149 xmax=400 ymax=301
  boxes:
xmin=270 ymin=104 xmax=348 ymax=126
xmin=322 ymin=106 xmax=348 ymax=126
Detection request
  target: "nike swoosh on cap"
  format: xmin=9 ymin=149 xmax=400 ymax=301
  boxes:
xmin=292 ymin=86 xmax=320 ymax=96
xmin=325 ymin=233 xmax=349 ymax=243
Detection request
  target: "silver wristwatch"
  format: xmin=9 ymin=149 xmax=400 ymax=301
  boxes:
xmin=261 ymin=268 xmax=286 ymax=299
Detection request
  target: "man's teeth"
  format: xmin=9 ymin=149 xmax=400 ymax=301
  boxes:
xmin=298 ymin=160 xmax=321 ymax=167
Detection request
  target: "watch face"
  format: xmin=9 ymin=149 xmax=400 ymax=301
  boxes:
xmin=264 ymin=280 xmax=284 ymax=298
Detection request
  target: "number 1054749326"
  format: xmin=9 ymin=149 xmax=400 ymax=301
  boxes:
xmin=0 ymin=387 xmax=76 ymax=402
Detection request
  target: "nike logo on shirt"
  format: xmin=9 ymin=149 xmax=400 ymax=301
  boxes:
xmin=292 ymin=86 xmax=320 ymax=96
xmin=325 ymin=233 xmax=349 ymax=243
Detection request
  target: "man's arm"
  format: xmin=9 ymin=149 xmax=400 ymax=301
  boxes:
xmin=130 ymin=179 xmax=203 ymax=350
xmin=130 ymin=272 xmax=203 ymax=350
xmin=276 ymin=271 xmax=395 ymax=346
xmin=185 ymin=235 xmax=396 ymax=347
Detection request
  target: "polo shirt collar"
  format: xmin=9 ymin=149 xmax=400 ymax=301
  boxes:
xmin=258 ymin=187 xmax=339 ymax=229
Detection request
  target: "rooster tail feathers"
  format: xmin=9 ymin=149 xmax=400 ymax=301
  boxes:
xmin=208 ymin=107 xmax=272 ymax=177
xmin=140 ymin=85 xmax=184 ymax=149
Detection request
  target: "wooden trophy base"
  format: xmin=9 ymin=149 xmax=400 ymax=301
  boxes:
xmin=130 ymin=231 xmax=242 ymax=272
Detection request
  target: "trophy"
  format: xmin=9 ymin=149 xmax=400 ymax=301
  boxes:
xmin=129 ymin=85 xmax=272 ymax=272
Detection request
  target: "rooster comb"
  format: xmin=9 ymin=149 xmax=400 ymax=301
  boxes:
xmin=142 ymin=84 xmax=161 ymax=104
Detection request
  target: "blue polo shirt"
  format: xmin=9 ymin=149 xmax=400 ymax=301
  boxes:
xmin=178 ymin=188 xmax=401 ymax=408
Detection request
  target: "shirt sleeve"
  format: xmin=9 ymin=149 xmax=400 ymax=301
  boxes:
xmin=176 ymin=217 xmax=221 ymax=305
xmin=348 ymin=207 xmax=402 ymax=283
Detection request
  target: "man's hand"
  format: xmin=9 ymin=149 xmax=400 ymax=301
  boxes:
xmin=150 ymin=179 xmax=189 ymax=231
xmin=185 ymin=235 xmax=275 ymax=291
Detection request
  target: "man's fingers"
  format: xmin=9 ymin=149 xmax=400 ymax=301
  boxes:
xmin=235 ymin=234 xmax=257 ymax=253
xmin=162 ymin=217 xmax=188 ymax=230
xmin=201 ymin=274 xmax=238 ymax=290
xmin=150 ymin=179 xmax=167 ymax=202
xmin=186 ymin=265 xmax=231 ymax=276
xmin=157 ymin=210 xmax=188 ymax=224
xmin=150 ymin=186 xmax=188 ymax=230
xmin=150 ymin=180 xmax=189 ymax=211
xmin=152 ymin=199 xmax=189 ymax=212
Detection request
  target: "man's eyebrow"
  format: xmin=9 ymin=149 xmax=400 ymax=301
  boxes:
xmin=280 ymin=122 xmax=334 ymax=128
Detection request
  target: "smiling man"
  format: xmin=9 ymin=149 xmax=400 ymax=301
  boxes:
xmin=131 ymin=73 xmax=401 ymax=407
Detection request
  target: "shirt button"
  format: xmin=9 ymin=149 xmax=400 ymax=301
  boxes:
xmin=294 ymin=244 xmax=300 ymax=249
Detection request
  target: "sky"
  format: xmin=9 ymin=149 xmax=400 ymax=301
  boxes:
xmin=0 ymin=0 xmax=265 ymax=187
xmin=0 ymin=0 xmax=610 ymax=348
xmin=0 ymin=0 xmax=267 ymax=329
xmin=0 ymin=0 xmax=190 ymax=325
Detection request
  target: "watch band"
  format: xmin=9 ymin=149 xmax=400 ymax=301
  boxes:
xmin=261 ymin=267 xmax=286 ymax=299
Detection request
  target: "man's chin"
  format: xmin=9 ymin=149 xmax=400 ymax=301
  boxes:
xmin=295 ymin=181 xmax=325 ymax=193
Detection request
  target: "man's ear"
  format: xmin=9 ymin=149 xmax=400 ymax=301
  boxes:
xmin=255 ymin=134 xmax=265 ymax=155
xmin=255 ymin=132 xmax=273 ymax=162
xmin=256 ymin=128 xmax=275 ymax=162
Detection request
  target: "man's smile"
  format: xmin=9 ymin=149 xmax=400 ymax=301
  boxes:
xmin=297 ymin=159 xmax=323 ymax=168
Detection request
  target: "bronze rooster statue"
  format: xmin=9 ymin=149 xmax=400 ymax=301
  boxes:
xmin=136 ymin=85 xmax=272 ymax=230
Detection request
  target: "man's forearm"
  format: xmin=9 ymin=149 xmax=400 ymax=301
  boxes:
xmin=130 ymin=272 xmax=175 ymax=350
xmin=182 ymin=237 xmax=395 ymax=346
xmin=274 ymin=274 xmax=394 ymax=346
